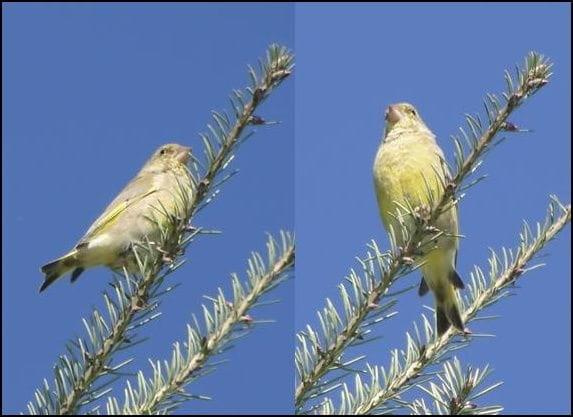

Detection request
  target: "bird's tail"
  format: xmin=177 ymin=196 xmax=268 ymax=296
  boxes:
xmin=436 ymin=286 xmax=464 ymax=336
xmin=421 ymin=255 xmax=465 ymax=336
xmin=40 ymin=252 xmax=78 ymax=292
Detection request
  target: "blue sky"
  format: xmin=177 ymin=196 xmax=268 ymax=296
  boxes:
xmin=2 ymin=3 xmax=571 ymax=416
xmin=3 ymin=3 xmax=293 ymax=414
xmin=295 ymin=3 xmax=570 ymax=414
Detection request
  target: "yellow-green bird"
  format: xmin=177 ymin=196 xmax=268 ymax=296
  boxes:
xmin=373 ymin=103 xmax=464 ymax=336
xmin=40 ymin=143 xmax=193 ymax=292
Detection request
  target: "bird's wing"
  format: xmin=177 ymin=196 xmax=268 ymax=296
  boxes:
xmin=78 ymin=174 xmax=158 ymax=245
xmin=418 ymin=277 xmax=429 ymax=296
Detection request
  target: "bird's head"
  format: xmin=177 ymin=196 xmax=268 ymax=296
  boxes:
xmin=384 ymin=103 xmax=428 ymax=138
xmin=143 ymin=143 xmax=192 ymax=173
xmin=154 ymin=143 xmax=192 ymax=164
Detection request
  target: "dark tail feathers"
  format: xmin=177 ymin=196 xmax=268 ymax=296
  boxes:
xmin=39 ymin=260 xmax=63 ymax=292
xmin=39 ymin=253 xmax=80 ymax=292
xmin=436 ymin=301 xmax=464 ymax=336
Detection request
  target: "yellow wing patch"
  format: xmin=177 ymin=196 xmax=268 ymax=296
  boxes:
xmin=83 ymin=188 xmax=158 ymax=240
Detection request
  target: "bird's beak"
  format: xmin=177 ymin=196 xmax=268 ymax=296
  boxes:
xmin=177 ymin=146 xmax=192 ymax=164
xmin=385 ymin=105 xmax=401 ymax=124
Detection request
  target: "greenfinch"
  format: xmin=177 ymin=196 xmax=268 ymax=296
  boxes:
xmin=40 ymin=143 xmax=193 ymax=292
xmin=373 ymin=103 xmax=464 ymax=335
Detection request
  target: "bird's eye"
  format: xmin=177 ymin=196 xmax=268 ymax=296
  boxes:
xmin=160 ymin=148 xmax=167 ymax=155
xmin=408 ymin=108 xmax=416 ymax=116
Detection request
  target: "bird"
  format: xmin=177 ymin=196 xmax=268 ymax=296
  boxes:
xmin=40 ymin=143 xmax=193 ymax=292
xmin=373 ymin=103 xmax=465 ymax=336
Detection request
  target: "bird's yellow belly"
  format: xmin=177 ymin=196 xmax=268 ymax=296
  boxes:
xmin=373 ymin=139 xmax=457 ymax=252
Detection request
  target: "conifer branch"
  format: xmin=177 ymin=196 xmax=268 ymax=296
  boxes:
xmin=27 ymin=44 xmax=294 ymax=415
xmin=324 ymin=197 xmax=569 ymax=414
xmin=190 ymin=43 xmax=294 ymax=218
xmin=295 ymin=52 xmax=553 ymax=412
xmin=405 ymin=357 xmax=503 ymax=415
xmin=105 ymin=232 xmax=294 ymax=414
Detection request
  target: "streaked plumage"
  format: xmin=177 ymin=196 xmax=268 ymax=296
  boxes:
xmin=40 ymin=143 xmax=193 ymax=292
xmin=373 ymin=103 xmax=464 ymax=335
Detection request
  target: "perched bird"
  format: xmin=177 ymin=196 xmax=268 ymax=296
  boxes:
xmin=40 ymin=143 xmax=193 ymax=292
xmin=373 ymin=103 xmax=464 ymax=336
